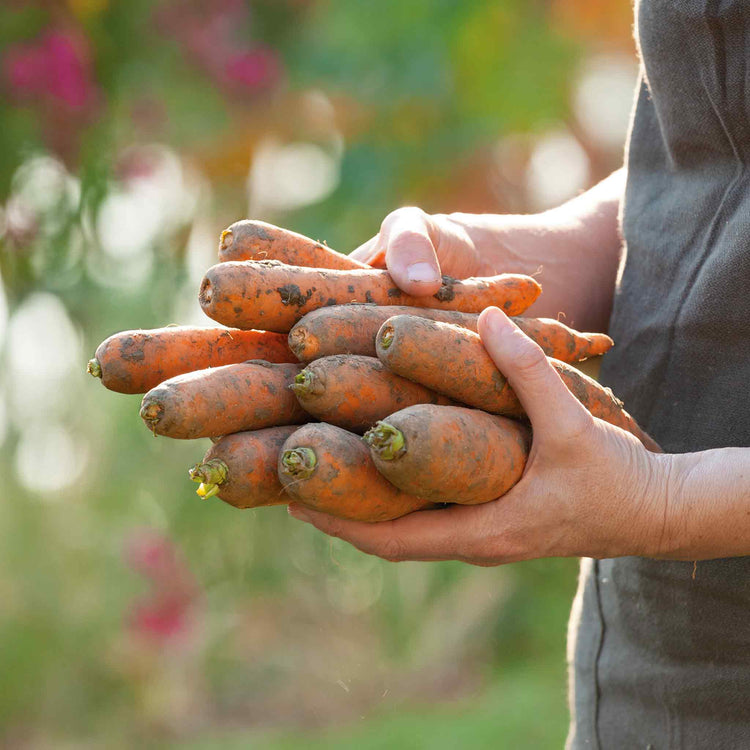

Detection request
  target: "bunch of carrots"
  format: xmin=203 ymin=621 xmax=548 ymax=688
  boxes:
xmin=89 ymin=220 xmax=659 ymax=523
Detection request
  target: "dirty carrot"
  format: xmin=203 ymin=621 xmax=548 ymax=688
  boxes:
xmin=290 ymin=355 xmax=454 ymax=433
xmin=376 ymin=316 xmax=661 ymax=452
xmin=218 ymin=220 xmax=369 ymax=270
xmin=288 ymin=305 xmax=612 ymax=363
xmin=140 ymin=361 xmax=307 ymax=439
xmin=199 ymin=261 xmax=542 ymax=333
xmin=87 ymin=326 xmax=295 ymax=395
xmin=364 ymin=405 xmax=530 ymax=505
xmin=188 ymin=426 xmax=299 ymax=508
xmin=278 ymin=423 xmax=436 ymax=522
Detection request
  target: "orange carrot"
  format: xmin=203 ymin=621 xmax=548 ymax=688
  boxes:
xmin=87 ymin=326 xmax=295 ymax=395
xmin=376 ymin=316 xmax=661 ymax=452
xmin=288 ymin=305 xmax=612 ymax=363
xmin=188 ymin=426 xmax=299 ymax=508
xmin=218 ymin=220 xmax=369 ymax=270
xmin=290 ymin=355 xmax=454 ymax=433
xmin=140 ymin=361 xmax=307 ymax=439
xmin=199 ymin=261 xmax=542 ymax=333
xmin=364 ymin=405 xmax=530 ymax=505
xmin=278 ymin=423 xmax=436 ymax=522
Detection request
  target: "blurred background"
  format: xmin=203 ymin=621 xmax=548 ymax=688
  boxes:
xmin=0 ymin=1 xmax=636 ymax=747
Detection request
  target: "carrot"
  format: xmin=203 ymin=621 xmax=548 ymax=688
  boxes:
xmin=199 ymin=261 xmax=542 ymax=333
xmin=278 ymin=423 xmax=436 ymax=522
xmin=87 ymin=326 xmax=295 ymax=395
xmin=218 ymin=220 xmax=369 ymax=270
xmin=290 ymin=355 xmax=455 ymax=433
xmin=364 ymin=405 xmax=530 ymax=504
xmin=288 ymin=304 xmax=612 ymax=363
xmin=188 ymin=426 xmax=298 ymax=508
xmin=140 ymin=361 xmax=307 ymax=439
xmin=376 ymin=316 xmax=661 ymax=452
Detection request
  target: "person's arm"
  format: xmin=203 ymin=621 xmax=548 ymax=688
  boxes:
xmin=287 ymin=308 xmax=750 ymax=565
xmin=352 ymin=169 xmax=626 ymax=332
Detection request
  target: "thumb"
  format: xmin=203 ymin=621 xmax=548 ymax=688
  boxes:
xmin=380 ymin=207 xmax=442 ymax=296
xmin=477 ymin=307 xmax=591 ymax=437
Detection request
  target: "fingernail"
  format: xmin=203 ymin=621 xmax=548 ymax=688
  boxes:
xmin=407 ymin=262 xmax=440 ymax=284
xmin=288 ymin=504 xmax=311 ymax=522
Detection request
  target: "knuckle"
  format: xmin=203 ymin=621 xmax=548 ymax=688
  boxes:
xmin=319 ymin=516 xmax=347 ymax=539
xmin=388 ymin=228 xmax=432 ymax=251
xmin=382 ymin=206 xmax=426 ymax=226
xmin=511 ymin=340 xmax=549 ymax=377
xmin=375 ymin=535 xmax=408 ymax=562
xmin=557 ymin=409 xmax=597 ymax=446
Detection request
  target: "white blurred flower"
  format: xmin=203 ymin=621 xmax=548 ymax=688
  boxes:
xmin=14 ymin=422 xmax=88 ymax=496
xmin=575 ymin=55 xmax=639 ymax=151
xmin=6 ymin=291 xmax=82 ymax=425
xmin=248 ymin=138 xmax=341 ymax=214
xmin=525 ymin=130 xmax=590 ymax=210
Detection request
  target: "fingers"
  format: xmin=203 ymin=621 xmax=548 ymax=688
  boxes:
xmin=350 ymin=236 xmax=379 ymax=262
xmin=288 ymin=502 xmax=497 ymax=564
xmin=477 ymin=307 xmax=592 ymax=439
xmin=351 ymin=208 xmax=443 ymax=296
xmin=381 ymin=208 xmax=442 ymax=296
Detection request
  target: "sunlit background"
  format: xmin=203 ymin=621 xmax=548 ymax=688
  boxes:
xmin=0 ymin=2 xmax=635 ymax=747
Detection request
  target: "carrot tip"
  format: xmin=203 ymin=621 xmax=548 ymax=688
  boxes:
xmin=219 ymin=228 xmax=233 ymax=253
xmin=199 ymin=277 xmax=213 ymax=306
xmin=288 ymin=327 xmax=308 ymax=359
xmin=87 ymin=358 xmax=102 ymax=379
xmin=280 ymin=447 xmax=317 ymax=479
xmin=363 ymin=421 xmax=406 ymax=460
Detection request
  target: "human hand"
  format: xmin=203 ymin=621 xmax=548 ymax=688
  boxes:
xmin=287 ymin=307 xmax=671 ymax=565
xmin=350 ymin=207 xmax=513 ymax=297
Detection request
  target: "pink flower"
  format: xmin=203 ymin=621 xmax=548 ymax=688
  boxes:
xmin=2 ymin=29 xmax=97 ymax=110
xmin=125 ymin=528 xmax=200 ymax=643
xmin=224 ymin=47 xmax=280 ymax=91
xmin=129 ymin=595 xmax=192 ymax=641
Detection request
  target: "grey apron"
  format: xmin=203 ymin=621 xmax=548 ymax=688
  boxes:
xmin=567 ymin=1 xmax=750 ymax=747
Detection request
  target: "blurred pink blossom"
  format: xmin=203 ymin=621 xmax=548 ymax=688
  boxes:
xmin=3 ymin=29 xmax=98 ymax=110
xmin=125 ymin=529 xmax=200 ymax=643
xmin=225 ymin=47 xmax=281 ymax=91
xmin=154 ymin=0 xmax=283 ymax=98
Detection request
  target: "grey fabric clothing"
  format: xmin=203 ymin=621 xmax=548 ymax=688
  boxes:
xmin=567 ymin=1 xmax=750 ymax=747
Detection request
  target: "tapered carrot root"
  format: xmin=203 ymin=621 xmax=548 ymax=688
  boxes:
xmin=364 ymin=405 xmax=530 ymax=504
xmin=199 ymin=261 xmax=542 ymax=333
xmin=188 ymin=426 xmax=299 ymax=508
xmin=278 ymin=423 xmax=435 ymax=522
xmin=290 ymin=355 xmax=454 ymax=433
xmin=88 ymin=326 xmax=295 ymax=395
xmin=288 ymin=305 xmax=612 ymax=363
xmin=218 ymin=220 xmax=369 ymax=270
xmin=140 ymin=361 xmax=307 ymax=439
xmin=376 ymin=316 xmax=661 ymax=452
xmin=515 ymin=318 xmax=612 ymax=361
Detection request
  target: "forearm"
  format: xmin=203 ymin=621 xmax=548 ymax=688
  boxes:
xmin=446 ymin=169 xmax=626 ymax=332
xmin=655 ymin=448 xmax=750 ymax=560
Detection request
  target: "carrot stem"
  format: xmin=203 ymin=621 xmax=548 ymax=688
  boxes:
xmin=139 ymin=401 xmax=163 ymax=431
xmin=280 ymin=447 xmax=317 ymax=479
xmin=219 ymin=228 xmax=233 ymax=253
xmin=188 ymin=458 xmax=228 ymax=500
xmin=379 ymin=325 xmax=394 ymax=349
xmin=363 ymin=421 xmax=406 ymax=460
xmin=87 ymin=358 xmax=102 ymax=378
xmin=290 ymin=369 xmax=322 ymax=398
